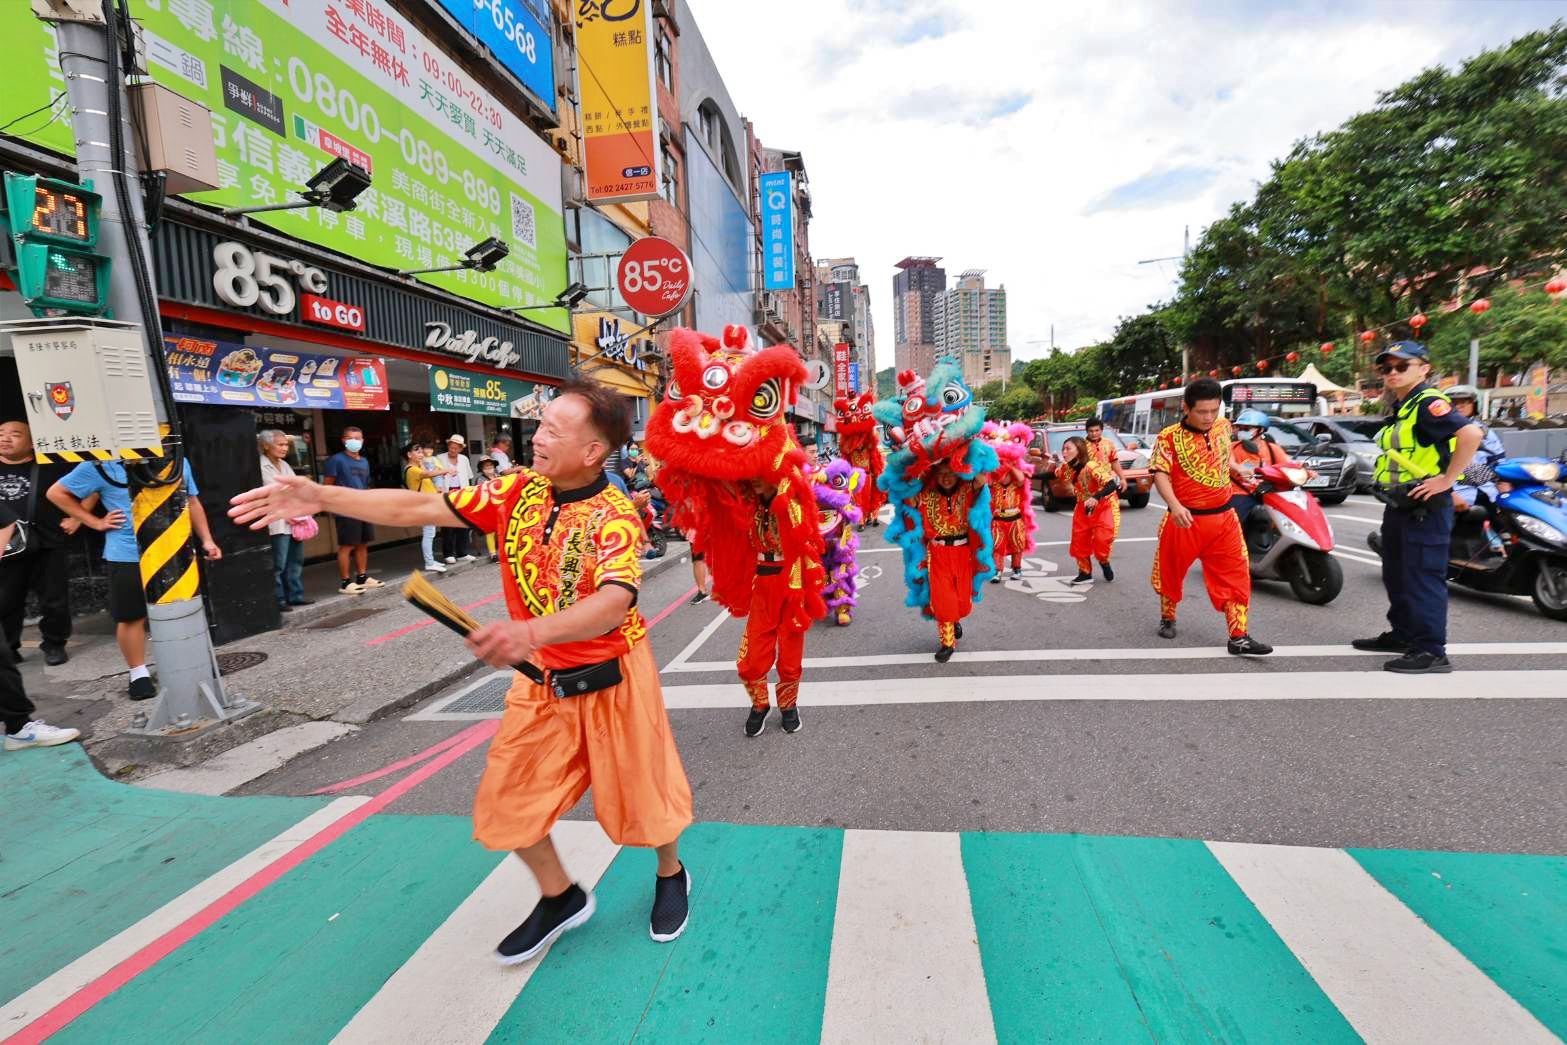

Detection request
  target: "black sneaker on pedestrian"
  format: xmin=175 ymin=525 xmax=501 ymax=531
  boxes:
xmin=1383 ymin=651 xmax=1453 ymax=674
xmin=689 ymin=591 xmax=709 ymax=605
xmin=989 ymin=573 xmax=1001 ymax=584
xmin=128 ymin=676 xmax=156 ymax=701
xmin=495 ymin=884 xmax=595 ymax=966
xmin=744 ymin=707 xmax=768 ymax=738
xmin=42 ymin=644 xmax=68 ymax=666
xmin=1100 ymin=562 xmax=1114 ymax=582
xmin=290 ymin=598 xmax=316 ymax=606
xmin=1157 ymin=619 xmax=1177 ymax=639
xmin=1070 ymin=571 xmax=1092 ymax=584
xmin=1352 ymin=631 xmax=1410 ymax=653
xmin=1227 ymin=634 xmax=1274 ymax=656
xmin=954 ymin=622 xmax=963 ymax=640
xmin=934 ymin=645 xmax=954 ymax=663
xmin=279 ymin=603 xmax=294 ymax=613
xmin=650 ymin=864 xmax=691 ymax=943
xmin=780 ymin=707 xmax=801 ymax=733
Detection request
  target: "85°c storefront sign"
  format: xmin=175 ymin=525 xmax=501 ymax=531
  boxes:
xmin=212 ymin=240 xmax=367 ymax=331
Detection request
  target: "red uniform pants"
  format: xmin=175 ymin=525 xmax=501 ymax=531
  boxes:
xmin=928 ymin=541 xmax=975 ymax=645
xmin=737 ymin=570 xmax=806 ymax=709
xmin=1151 ymin=509 xmax=1251 ymax=636
xmin=1069 ymin=499 xmax=1119 ymax=573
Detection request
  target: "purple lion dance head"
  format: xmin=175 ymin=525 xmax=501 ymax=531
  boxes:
xmin=813 ymin=458 xmax=865 ymax=624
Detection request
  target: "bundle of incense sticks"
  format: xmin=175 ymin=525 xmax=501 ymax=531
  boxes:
xmin=402 ymin=571 xmax=480 ymax=638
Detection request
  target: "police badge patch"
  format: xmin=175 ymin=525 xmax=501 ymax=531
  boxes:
xmin=46 ymin=382 xmax=74 ymax=421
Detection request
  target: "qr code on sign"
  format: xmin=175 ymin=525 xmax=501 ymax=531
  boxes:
xmin=510 ymin=194 xmax=536 ymax=249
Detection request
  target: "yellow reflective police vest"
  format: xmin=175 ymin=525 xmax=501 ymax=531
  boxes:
xmin=1374 ymin=387 xmax=1454 ymax=484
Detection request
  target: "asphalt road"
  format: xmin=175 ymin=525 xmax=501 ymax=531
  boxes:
xmin=239 ymin=492 xmax=1567 ymax=855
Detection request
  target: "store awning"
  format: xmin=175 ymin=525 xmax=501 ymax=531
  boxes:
xmin=582 ymin=363 xmax=653 ymax=398
xmin=1298 ymin=363 xmax=1349 ymax=394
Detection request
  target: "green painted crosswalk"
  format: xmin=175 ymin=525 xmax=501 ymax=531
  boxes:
xmin=3 ymin=746 xmax=1564 ymax=1043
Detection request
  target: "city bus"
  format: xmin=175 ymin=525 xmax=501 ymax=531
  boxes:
xmin=1096 ymin=378 xmax=1322 ymax=444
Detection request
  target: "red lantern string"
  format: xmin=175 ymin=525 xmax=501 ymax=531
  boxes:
xmin=1409 ymin=313 xmax=1427 ymax=331
xmin=1231 ymin=365 xmax=1243 ymax=377
xmin=1469 ymin=298 xmax=1491 ymax=315
xmin=1320 ymin=342 xmax=1335 ymax=355
xmin=1256 ymin=359 xmax=1269 ymax=371
xmin=1285 ymin=351 xmax=1299 ymax=363
xmin=1358 ymin=330 xmax=1376 ymax=343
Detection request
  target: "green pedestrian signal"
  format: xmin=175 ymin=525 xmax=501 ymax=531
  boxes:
xmin=1 ymin=172 xmax=112 ymax=316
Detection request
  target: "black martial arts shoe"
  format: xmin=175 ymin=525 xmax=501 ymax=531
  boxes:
xmin=1383 ymin=651 xmax=1452 ymax=674
xmin=650 ymin=864 xmax=691 ymax=942
xmin=1227 ymin=634 xmax=1274 ymax=656
xmin=1070 ymin=571 xmax=1092 ymax=584
xmin=934 ymin=645 xmax=955 ymax=663
xmin=1352 ymin=631 xmax=1409 ymax=653
xmin=744 ymin=707 xmax=768 ymax=738
xmin=1157 ymin=619 xmax=1177 ymax=639
xmin=990 ymin=572 xmax=1002 ymax=584
xmin=954 ymin=622 xmax=963 ymax=640
xmin=495 ymin=884 xmax=594 ymax=966
xmin=688 ymin=590 xmax=709 ymax=605
xmin=1099 ymin=562 xmax=1114 ymax=582
xmin=780 ymin=707 xmax=802 ymax=733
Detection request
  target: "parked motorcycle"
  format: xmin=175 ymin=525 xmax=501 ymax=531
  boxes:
xmin=1365 ymin=457 xmax=1567 ymax=621
xmin=1241 ymin=462 xmax=1343 ymax=604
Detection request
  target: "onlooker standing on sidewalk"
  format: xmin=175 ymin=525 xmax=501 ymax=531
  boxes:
xmin=488 ymin=433 xmax=521 ymax=475
xmin=0 ymin=500 xmax=79 ymax=750
xmin=47 ymin=456 xmax=221 ymax=700
xmin=0 ymin=420 xmax=78 ymax=664
xmin=404 ymin=441 xmax=446 ymax=574
xmin=258 ymin=430 xmax=312 ymax=612
xmin=476 ymin=457 xmax=501 ymax=562
xmin=322 ymin=427 xmax=381 ymax=594
xmin=435 ymin=434 xmax=476 ymax=563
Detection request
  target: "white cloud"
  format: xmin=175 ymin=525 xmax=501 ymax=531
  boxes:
xmin=684 ymin=0 xmax=1567 ymax=369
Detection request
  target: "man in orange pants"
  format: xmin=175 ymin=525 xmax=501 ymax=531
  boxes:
xmin=1149 ymin=378 xmax=1272 ymax=655
xmin=737 ymin=482 xmax=808 ymax=737
xmin=918 ymin=461 xmax=989 ymax=662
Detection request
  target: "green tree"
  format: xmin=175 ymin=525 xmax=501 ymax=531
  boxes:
xmin=875 ymin=367 xmax=895 ymax=400
xmin=992 ymin=384 xmax=1043 ymax=421
xmin=1424 ymin=284 xmax=1567 ymax=378
xmin=975 ymin=379 xmax=1005 ymax=404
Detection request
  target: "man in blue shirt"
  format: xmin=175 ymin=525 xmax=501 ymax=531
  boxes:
xmin=323 ymin=426 xmax=382 ymax=594
xmin=48 ymin=457 xmax=220 ymax=700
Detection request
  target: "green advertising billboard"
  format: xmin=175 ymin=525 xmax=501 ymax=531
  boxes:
xmin=0 ymin=0 xmax=569 ymax=333
xmin=429 ymin=365 xmax=533 ymax=416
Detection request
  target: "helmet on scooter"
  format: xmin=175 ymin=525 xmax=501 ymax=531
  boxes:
xmin=1234 ymin=409 xmax=1271 ymax=430
xmin=1446 ymin=385 xmax=1479 ymax=402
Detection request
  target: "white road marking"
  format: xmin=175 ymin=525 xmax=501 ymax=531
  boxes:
xmin=136 ymin=722 xmax=360 ymax=795
xmin=1207 ymin=841 xmax=1557 ymax=1045
xmin=0 ymin=797 xmax=370 ymax=1032
xmin=662 ymin=606 xmax=731 ymax=672
xmin=1332 ymin=549 xmax=1384 ymax=568
xmin=333 ymin=821 xmax=620 ymax=1045
xmin=821 ymin=830 xmax=995 ymax=1045
xmin=656 ymin=670 xmax=1567 ymax=709
xmin=663 ymin=641 xmax=1567 ymax=674
xmin=1327 ymin=513 xmax=1383 ymax=525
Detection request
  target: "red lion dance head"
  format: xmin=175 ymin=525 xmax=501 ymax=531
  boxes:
xmin=833 ymin=389 xmax=887 ymax=519
xmin=645 ymin=326 xmax=826 ymax=627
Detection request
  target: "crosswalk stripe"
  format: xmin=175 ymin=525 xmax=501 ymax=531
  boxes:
xmin=663 ymin=642 xmax=1567 ymax=674
xmin=1207 ymin=841 xmax=1559 ymax=1044
xmin=651 ymin=670 xmax=1567 ymax=710
xmin=822 ymin=830 xmax=995 ymax=1044
xmin=332 ymin=822 xmax=620 ymax=1045
xmin=0 ymin=797 xmax=368 ymax=1035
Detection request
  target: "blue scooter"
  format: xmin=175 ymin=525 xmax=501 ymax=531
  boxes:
xmin=1367 ymin=456 xmax=1567 ymax=620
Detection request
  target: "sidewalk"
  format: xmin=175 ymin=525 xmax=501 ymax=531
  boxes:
xmin=14 ymin=541 xmax=688 ymax=776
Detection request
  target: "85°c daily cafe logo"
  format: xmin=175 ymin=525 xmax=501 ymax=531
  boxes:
xmin=424 ymin=322 xmax=523 ymax=370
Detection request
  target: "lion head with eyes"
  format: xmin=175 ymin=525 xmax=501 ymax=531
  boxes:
xmin=645 ymin=326 xmax=826 ymax=626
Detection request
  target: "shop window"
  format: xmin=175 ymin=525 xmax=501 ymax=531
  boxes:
xmin=656 ymin=31 xmax=673 ymax=90
xmin=661 ymin=150 xmax=680 ymax=207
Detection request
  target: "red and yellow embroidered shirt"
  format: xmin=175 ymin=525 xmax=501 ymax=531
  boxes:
xmin=1084 ymin=437 xmax=1118 ymax=471
xmin=1068 ymin=457 xmax=1116 ymax=499
xmin=1150 ymin=418 xmax=1234 ymax=510
xmin=446 ymin=470 xmax=646 ymax=670
xmin=917 ymin=484 xmax=976 ymax=538
xmin=990 ymin=477 xmax=1025 ymax=518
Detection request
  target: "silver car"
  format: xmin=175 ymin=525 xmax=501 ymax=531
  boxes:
xmin=1299 ymin=416 xmax=1386 ymax=492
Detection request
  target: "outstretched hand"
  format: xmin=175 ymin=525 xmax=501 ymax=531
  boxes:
xmin=229 ymin=475 xmax=326 ymax=530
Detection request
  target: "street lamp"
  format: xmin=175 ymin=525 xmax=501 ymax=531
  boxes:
xmin=224 ymin=158 xmax=372 ymax=216
xmin=401 ymin=236 xmax=511 ymax=276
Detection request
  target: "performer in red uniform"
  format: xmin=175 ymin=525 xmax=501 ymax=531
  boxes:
xmin=1059 ymin=436 xmax=1119 ymax=583
xmin=989 ymin=471 xmax=1030 ymax=580
xmin=835 ymin=391 xmax=887 ymax=529
xmin=918 ymin=461 xmax=989 ymax=662
xmin=1149 ymin=378 xmax=1273 ymax=655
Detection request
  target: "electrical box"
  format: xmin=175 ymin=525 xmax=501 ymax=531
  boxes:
xmin=130 ymin=82 xmax=219 ymax=195
xmin=4 ymin=319 xmax=163 ymax=462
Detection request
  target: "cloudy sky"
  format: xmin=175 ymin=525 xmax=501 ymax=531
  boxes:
xmin=685 ymin=0 xmax=1566 ymax=367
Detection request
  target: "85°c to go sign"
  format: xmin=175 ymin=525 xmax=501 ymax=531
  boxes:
xmin=617 ymin=236 xmax=693 ymax=318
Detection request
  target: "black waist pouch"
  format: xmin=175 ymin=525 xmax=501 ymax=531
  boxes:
xmin=548 ymin=658 xmax=623 ymax=698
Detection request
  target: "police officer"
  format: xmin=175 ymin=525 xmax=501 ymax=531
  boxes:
xmin=1352 ymin=342 xmax=1482 ymax=673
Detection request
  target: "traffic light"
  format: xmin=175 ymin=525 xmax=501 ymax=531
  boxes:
xmin=1 ymin=172 xmax=112 ymax=316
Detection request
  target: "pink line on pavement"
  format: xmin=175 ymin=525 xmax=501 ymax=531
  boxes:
xmin=365 ymin=593 xmax=503 ymax=647
xmin=7 ymin=719 xmax=501 ymax=1045
xmin=308 ymin=728 xmax=474 ymax=794
xmin=645 ymin=585 xmax=699 ymax=631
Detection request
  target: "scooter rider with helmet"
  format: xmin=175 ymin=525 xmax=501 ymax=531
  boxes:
xmin=1444 ymin=385 xmax=1506 ymax=511
xmin=1352 ymin=342 xmax=1481 ymax=674
xmin=1228 ymin=409 xmax=1297 ymax=533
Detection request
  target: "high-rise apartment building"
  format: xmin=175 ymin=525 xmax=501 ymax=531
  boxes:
xmin=933 ymin=269 xmax=1011 ymax=386
xmin=815 ymin=257 xmax=874 ymax=392
xmin=892 ymin=257 xmax=946 ymax=376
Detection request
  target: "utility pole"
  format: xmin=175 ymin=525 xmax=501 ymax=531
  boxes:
xmin=41 ymin=0 xmax=255 ymax=732
xmin=1139 ymin=225 xmax=1190 ymax=378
